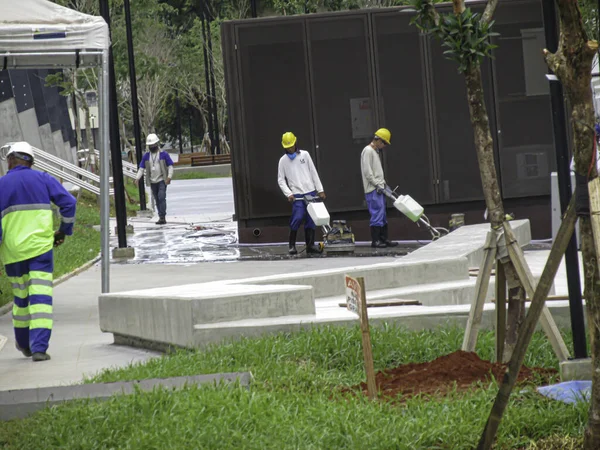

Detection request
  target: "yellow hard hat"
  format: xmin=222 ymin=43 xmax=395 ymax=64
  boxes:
xmin=374 ymin=128 xmax=391 ymax=145
xmin=282 ymin=132 xmax=297 ymax=149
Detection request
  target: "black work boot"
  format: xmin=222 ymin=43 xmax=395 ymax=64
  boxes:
xmin=16 ymin=343 xmax=32 ymax=357
xmin=305 ymin=229 xmax=321 ymax=254
xmin=382 ymin=224 xmax=398 ymax=247
xmin=370 ymin=226 xmax=387 ymax=249
xmin=289 ymin=230 xmax=298 ymax=255
xmin=32 ymin=352 xmax=51 ymax=362
xmin=156 ymin=217 xmax=166 ymax=225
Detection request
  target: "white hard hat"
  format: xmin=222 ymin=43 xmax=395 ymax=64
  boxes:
xmin=6 ymin=142 xmax=35 ymax=161
xmin=146 ymin=133 xmax=160 ymax=146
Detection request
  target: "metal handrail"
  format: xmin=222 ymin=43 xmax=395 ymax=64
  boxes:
xmin=31 ymin=146 xmax=116 ymax=196
xmin=1 ymin=144 xmax=134 ymax=197
xmin=38 ymin=147 xmax=102 ymax=183
xmin=35 ymin=159 xmax=114 ymax=196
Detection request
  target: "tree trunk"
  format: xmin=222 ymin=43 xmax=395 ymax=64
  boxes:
xmin=543 ymin=0 xmax=598 ymax=447
xmin=464 ymin=65 xmax=526 ymax=361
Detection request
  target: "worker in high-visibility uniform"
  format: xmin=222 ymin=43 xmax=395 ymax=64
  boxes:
xmin=360 ymin=128 xmax=398 ymax=248
xmin=0 ymin=142 xmax=76 ymax=362
xmin=277 ymin=132 xmax=326 ymax=255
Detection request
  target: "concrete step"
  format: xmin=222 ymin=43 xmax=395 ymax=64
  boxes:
xmin=227 ymin=256 xmax=470 ymax=298
xmin=403 ymin=219 xmax=531 ymax=268
xmin=99 ymin=283 xmax=315 ymax=348
xmin=192 ymin=301 xmax=574 ymax=348
xmin=318 ymin=279 xmax=478 ymax=308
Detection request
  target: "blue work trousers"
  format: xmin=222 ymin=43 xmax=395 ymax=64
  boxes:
xmin=365 ymin=190 xmax=387 ymax=227
xmin=5 ymin=250 xmax=54 ymax=354
xmin=290 ymin=192 xmax=317 ymax=231
xmin=151 ymin=181 xmax=167 ymax=218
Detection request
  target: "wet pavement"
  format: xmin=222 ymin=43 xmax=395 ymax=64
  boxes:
xmin=110 ymin=178 xmax=418 ymax=264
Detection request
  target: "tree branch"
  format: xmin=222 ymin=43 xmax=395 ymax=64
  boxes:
xmin=542 ymin=49 xmax=565 ymax=80
xmin=421 ymin=0 xmax=441 ymax=28
xmin=452 ymin=0 xmax=465 ymax=15
xmin=481 ymin=0 xmax=499 ymax=25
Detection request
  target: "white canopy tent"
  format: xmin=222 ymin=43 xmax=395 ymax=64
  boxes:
xmin=0 ymin=0 xmax=111 ymax=293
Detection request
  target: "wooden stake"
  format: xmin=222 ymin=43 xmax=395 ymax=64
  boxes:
xmin=589 ymin=177 xmax=600 ymax=269
xmin=495 ymin=260 xmax=506 ymax=363
xmin=503 ymin=222 xmax=570 ymax=362
xmin=478 ymin=194 xmax=577 ymax=450
xmin=338 ymin=299 xmax=421 ymax=308
xmin=462 ymin=231 xmax=497 ymax=352
xmin=356 ymin=277 xmax=377 ymax=400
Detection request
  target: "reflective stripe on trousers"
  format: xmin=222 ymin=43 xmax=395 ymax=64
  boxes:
xmin=5 ymin=250 xmax=53 ymax=354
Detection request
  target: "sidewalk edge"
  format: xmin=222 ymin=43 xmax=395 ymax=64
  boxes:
xmin=0 ymin=254 xmax=101 ymax=317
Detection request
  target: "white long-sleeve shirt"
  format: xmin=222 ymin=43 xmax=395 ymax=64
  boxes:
xmin=277 ymin=150 xmax=324 ymax=197
xmin=361 ymin=144 xmax=386 ymax=194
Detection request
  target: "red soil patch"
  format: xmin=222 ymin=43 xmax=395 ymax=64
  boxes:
xmin=349 ymin=351 xmax=557 ymax=400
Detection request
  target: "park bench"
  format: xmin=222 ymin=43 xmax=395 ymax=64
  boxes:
xmin=173 ymin=153 xmax=192 ymax=167
xmin=190 ymin=154 xmax=231 ymax=167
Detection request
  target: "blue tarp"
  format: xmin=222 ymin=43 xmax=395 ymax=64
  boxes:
xmin=537 ymin=381 xmax=591 ymax=404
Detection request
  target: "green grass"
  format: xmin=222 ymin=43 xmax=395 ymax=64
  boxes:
xmin=0 ymin=190 xmax=101 ymax=308
xmin=0 ymin=326 xmax=589 ymax=449
xmin=172 ymin=170 xmax=230 ymax=180
xmin=122 ymin=178 xmax=142 ymax=216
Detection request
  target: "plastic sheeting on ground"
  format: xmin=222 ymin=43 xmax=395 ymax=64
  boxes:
xmin=537 ymin=380 xmax=591 ymax=404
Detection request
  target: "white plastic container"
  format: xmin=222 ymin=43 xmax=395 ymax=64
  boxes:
xmin=393 ymin=194 xmax=424 ymax=222
xmin=307 ymin=202 xmax=330 ymax=226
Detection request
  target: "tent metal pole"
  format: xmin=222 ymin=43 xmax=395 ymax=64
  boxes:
xmin=0 ymin=51 xmax=103 ymax=57
xmin=100 ymin=49 xmax=110 ymax=293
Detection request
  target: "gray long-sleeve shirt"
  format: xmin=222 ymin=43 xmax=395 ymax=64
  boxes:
xmin=360 ymin=144 xmax=386 ymax=194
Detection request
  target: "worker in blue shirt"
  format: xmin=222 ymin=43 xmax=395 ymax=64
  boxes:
xmin=0 ymin=142 xmax=76 ymax=362
xmin=135 ymin=133 xmax=174 ymax=225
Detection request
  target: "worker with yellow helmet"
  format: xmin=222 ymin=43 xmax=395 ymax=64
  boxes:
xmin=277 ymin=132 xmax=326 ymax=255
xmin=360 ymin=128 xmax=398 ymax=248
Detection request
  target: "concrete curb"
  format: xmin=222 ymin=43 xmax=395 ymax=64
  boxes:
xmin=54 ymin=255 xmax=101 ymax=286
xmin=0 ymin=255 xmax=101 ymax=317
xmin=0 ymin=302 xmax=11 ymax=317
xmin=0 ymin=372 xmax=252 ymax=421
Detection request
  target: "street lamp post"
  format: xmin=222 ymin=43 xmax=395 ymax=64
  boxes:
xmin=123 ymin=0 xmax=147 ymax=211
xmin=99 ymin=0 xmax=129 ymax=250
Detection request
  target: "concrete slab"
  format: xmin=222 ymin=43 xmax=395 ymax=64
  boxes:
xmin=112 ymin=247 xmax=135 ymax=260
xmin=17 ymin=109 xmax=42 ymax=149
xmin=100 ymin=283 xmax=315 ymax=347
xmin=98 ymin=220 xmax=537 ymax=350
xmin=0 ymin=99 xmax=24 ymax=175
xmin=38 ymin=123 xmax=56 ymax=155
xmin=0 ymin=99 xmax=24 ymax=145
xmin=191 ymin=301 xmax=577 ymax=347
xmin=0 ymin=372 xmax=252 ymax=421
xmin=560 ymin=358 xmax=592 ymax=381
xmin=52 ymin=130 xmax=66 ymax=160
xmin=320 ymin=279 xmax=478 ymax=307
xmin=404 ymin=219 xmax=531 ymax=268
xmin=227 ymin=256 xmax=469 ymax=298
